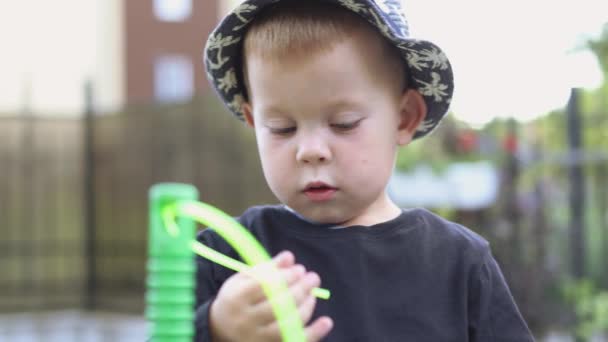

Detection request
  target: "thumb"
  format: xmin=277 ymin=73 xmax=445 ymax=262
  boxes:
xmin=306 ymin=317 xmax=333 ymax=342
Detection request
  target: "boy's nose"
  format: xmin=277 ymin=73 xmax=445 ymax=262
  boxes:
xmin=296 ymin=137 xmax=332 ymax=164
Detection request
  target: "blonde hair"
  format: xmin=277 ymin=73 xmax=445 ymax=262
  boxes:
xmin=241 ymin=0 xmax=406 ymax=94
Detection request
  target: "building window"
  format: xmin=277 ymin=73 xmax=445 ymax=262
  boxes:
xmin=154 ymin=55 xmax=193 ymax=103
xmin=153 ymin=0 xmax=192 ymax=22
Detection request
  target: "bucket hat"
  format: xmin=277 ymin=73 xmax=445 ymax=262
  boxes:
xmin=204 ymin=0 xmax=454 ymax=139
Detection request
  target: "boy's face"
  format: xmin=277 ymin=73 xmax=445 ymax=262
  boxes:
xmin=243 ymin=37 xmax=425 ymax=226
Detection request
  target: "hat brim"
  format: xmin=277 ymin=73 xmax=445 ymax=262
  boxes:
xmin=204 ymin=0 xmax=454 ymax=139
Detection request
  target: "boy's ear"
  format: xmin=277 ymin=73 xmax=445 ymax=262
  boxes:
xmin=397 ymin=89 xmax=427 ymax=146
xmin=242 ymin=102 xmax=255 ymax=127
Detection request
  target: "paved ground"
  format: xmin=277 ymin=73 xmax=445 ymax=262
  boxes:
xmin=0 ymin=311 xmax=146 ymax=342
xmin=0 ymin=311 xmax=605 ymax=341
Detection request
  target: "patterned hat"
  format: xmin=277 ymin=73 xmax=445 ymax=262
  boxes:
xmin=204 ymin=0 xmax=454 ymax=139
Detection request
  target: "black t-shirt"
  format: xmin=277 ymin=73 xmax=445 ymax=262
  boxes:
xmin=194 ymin=205 xmax=534 ymax=341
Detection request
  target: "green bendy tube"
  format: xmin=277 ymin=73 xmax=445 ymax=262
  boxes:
xmin=148 ymin=183 xmax=331 ymax=342
xmin=147 ymin=183 xmax=198 ymax=342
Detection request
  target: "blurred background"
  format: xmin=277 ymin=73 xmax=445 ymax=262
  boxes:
xmin=0 ymin=0 xmax=606 ymax=341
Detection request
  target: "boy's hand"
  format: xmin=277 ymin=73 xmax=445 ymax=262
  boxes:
xmin=209 ymin=251 xmax=333 ymax=342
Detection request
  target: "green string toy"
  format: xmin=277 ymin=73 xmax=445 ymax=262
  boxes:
xmin=146 ymin=183 xmax=330 ymax=342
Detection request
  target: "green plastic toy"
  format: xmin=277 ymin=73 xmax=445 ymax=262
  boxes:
xmin=146 ymin=183 xmax=330 ymax=342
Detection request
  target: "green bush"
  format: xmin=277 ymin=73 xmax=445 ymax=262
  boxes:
xmin=562 ymin=279 xmax=608 ymax=339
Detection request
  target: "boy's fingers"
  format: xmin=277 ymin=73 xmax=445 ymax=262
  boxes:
xmin=305 ymin=316 xmax=333 ymax=342
xmin=259 ymin=306 xmax=329 ymax=341
xmin=227 ymin=272 xmax=267 ymax=304
xmin=252 ymin=251 xmax=296 ymax=286
xmin=247 ymin=263 xmax=305 ymax=305
xmin=298 ymin=295 xmax=317 ymax=325
xmin=249 ymin=268 xmax=315 ymax=324
xmin=273 ymin=250 xmax=295 ymax=267
xmin=290 ymin=272 xmax=320 ymax=306
xmin=283 ymin=264 xmax=306 ymax=285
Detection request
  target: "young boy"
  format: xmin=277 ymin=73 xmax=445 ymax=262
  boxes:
xmin=197 ymin=0 xmax=535 ymax=341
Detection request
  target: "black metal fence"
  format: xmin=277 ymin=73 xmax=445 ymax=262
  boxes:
xmin=0 ymin=96 xmax=275 ymax=313
xmin=0 ymin=114 xmax=85 ymax=311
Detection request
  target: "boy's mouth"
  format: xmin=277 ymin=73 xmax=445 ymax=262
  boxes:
xmin=303 ymin=182 xmax=337 ymax=202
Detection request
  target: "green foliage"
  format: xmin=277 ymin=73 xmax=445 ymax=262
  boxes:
xmin=395 ymin=115 xmax=496 ymax=173
xmin=581 ymin=22 xmax=608 ymax=154
xmin=562 ymin=279 xmax=608 ymax=339
xmin=586 ymin=23 xmax=608 ymax=75
xmin=395 ymin=137 xmax=449 ymax=173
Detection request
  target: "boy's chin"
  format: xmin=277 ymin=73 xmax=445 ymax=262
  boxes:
xmin=289 ymin=205 xmax=353 ymax=226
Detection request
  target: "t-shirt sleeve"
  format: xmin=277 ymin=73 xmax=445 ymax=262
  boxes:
xmin=468 ymin=250 xmax=536 ymax=341
xmin=193 ymin=229 xmax=232 ymax=342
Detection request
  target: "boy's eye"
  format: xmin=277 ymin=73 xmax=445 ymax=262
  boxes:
xmin=331 ymin=120 xmax=361 ymax=131
xmin=269 ymin=126 xmax=296 ymax=135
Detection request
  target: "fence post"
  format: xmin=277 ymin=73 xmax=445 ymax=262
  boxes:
xmin=83 ymin=80 xmax=97 ymax=310
xmin=566 ymin=88 xmax=585 ymax=280
xmin=20 ymin=83 xmax=35 ymax=299
xmin=503 ymin=119 xmax=522 ymax=271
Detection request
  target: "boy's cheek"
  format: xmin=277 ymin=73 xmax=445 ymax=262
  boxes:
xmin=253 ymin=130 xmax=274 ymax=148
xmin=257 ymin=133 xmax=293 ymax=150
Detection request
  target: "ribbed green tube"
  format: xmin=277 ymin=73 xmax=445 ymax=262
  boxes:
xmin=147 ymin=183 xmax=198 ymax=342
